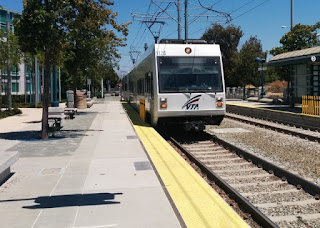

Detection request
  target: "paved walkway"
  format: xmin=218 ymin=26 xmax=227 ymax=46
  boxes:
xmin=0 ymin=108 xmax=42 ymax=153
xmin=0 ymin=98 xmax=181 ymax=228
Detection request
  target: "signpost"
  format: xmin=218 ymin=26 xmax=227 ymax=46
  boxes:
xmin=87 ymin=79 xmax=91 ymax=98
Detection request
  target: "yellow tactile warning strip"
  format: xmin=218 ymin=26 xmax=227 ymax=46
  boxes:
xmin=227 ymin=102 xmax=305 ymax=116
xmin=122 ymin=103 xmax=249 ymax=228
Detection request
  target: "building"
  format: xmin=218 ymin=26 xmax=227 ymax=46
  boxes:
xmin=0 ymin=8 xmax=33 ymax=99
xmin=269 ymin=46 xmax=320 ymax=103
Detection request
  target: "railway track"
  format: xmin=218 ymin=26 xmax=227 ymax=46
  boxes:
xmin=225 ymin=113 xmax=320 ymax=143
xmin=170 ymin=136 xmax=320 ymax=228
xmin=226 ymin=104 xmax=320 ymax=133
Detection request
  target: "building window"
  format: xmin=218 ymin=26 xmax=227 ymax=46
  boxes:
xmin=12 ymin=82 xmax=19 ymax=93
xmin=312 ymin=64 xmax=320 ymax=96
xmin=1 ymin=85 xmax=6 ymax=93
xmin=26 ymin=83 xmax=31 ymax=92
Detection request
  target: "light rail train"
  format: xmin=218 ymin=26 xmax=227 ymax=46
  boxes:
xmin=122 ymin=39 xmax=226 ymax=131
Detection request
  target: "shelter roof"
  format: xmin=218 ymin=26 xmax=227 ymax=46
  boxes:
xmin=269 ymin=46 xmax=320 ymax=66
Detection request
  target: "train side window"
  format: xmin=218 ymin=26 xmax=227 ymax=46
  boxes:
xmin=145 ymin=71 xmax=152 ymax=94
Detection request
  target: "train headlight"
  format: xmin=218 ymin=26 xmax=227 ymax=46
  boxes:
xmin=185 ymin=47 xmax=192 ymax=54
xmin=160 ymin=98 xmax=167 ymax=109
xmin=216 ymin=97 xmax=223 ymax=108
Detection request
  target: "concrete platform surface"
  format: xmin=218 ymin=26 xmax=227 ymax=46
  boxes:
xmin=227 ymin=99 xmax=302 ymax=113
xmin=0 ymin=97 xmax=181 ymax=228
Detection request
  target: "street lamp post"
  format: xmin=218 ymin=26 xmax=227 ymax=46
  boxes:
xmin=255 ymin=57 xmax=266 ymax=99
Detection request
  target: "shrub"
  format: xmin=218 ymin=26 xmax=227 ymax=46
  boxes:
xmin=13 ymin=102 xmax=43 ymax=108
xmin=0 ymin=108 xmax=22 ymax=119
xmin=266 ymin=80 xmax=288 ymax=93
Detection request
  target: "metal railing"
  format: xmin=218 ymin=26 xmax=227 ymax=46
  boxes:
xmin=226 ymin=87 xmax=260 ymax=99
xmin=302 ymin=96 xmax=320 ymax=116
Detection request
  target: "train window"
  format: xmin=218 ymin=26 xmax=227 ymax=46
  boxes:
xmin=158 ymin=57 xmax=223 ymax=93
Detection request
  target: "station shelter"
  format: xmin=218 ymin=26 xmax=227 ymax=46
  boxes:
xmin=269 ymin=46 xmax=320 ymax=103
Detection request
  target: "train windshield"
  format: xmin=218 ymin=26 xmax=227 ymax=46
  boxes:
xmin=158 ymin=57 xmax=223 ymax=93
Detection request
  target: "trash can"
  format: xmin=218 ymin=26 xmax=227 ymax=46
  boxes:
xmin=76 ymin=91 xmax=87 ymax=109
xmin=66 ymin=90 xmax=74 ymax=108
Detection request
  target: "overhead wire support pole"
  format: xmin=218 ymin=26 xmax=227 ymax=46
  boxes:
xmin=185 ymin=0 xmax=188 ymax=39
xmin=176 ymin=0 xmax=181 ymax=39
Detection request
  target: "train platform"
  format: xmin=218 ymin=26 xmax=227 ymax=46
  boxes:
xmin=226 ymin=98 xmax=320 ymax=131
xmin=0 ymin=97 xmax=248 ymax=228
xmin=227 ymin=98 xmax=302 ymax=113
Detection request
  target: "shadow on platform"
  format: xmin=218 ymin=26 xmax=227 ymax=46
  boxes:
xmin=0 ymin=129 xmax=103 ymax=141
xmin=0 ymin=192 xmax=123 ymax=209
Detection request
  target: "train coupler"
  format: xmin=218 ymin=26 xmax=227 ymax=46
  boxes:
xmin=184 ymin=121 xmax=205 ymax=131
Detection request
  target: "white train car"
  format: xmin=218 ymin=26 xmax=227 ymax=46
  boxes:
xmin=123 ymin=39 xmax=226 ymax=131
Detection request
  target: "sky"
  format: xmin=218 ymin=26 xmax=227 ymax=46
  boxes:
xmin=2 ymin=0 xmax=320 ymax=77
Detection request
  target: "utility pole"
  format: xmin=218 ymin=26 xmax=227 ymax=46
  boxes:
xmin=291 ymin=0 xmax=293 ymax=29
xmin=176 ymin=0 xmax=181 ymax=39
xmin=185 ymin=0 xmax=188 ymax=40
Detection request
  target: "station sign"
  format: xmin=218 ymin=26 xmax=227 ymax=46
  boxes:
xmin=258 ymin=67 xmax=267 ymax=71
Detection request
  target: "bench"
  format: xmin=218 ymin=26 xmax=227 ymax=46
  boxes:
xmin=48 ymin=113 xmax=65 ymax=131
xmin=48 ymin=107 xmax=67 ymax=134
xmin=0 ymin=151 xmax=19 ymax=184
xmin=86 ymin=98 xmax=94 ymax=108
xmin=64 ymin=108 xmax=77 ymax=119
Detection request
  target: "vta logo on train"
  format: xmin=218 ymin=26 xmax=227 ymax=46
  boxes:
xmin=181 ymin=95 xmax=201 ymax=110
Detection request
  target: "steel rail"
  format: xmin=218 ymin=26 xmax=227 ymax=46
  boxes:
xmin=226 ymin=107 xmax=320 ymax=132
xmin=225 ymin=113 xmax=320 ymax=142
xmin=211 ymin=135 xmax=320 ymax=199
xmin=170 ymin=137 xmax=278 ymax=228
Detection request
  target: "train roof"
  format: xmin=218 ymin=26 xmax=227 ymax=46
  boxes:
xmin=125 ymin=40 xmax=221 ymax=75
xmin=159 ymin=39 xmax=209 ymax=44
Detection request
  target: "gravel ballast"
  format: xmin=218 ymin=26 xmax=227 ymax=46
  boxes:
xmin=207 ymin=118 xmax=320 ymax=185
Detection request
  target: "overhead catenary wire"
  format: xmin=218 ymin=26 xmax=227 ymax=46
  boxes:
xmin=131 ymin=0 xmax=231 ymax=43
xmin=189 ymin=0 xmax=224 ymax=25
xmin=120 ymin=0 xmax=274 ymax=73
xmin=129 ymin=1 xmax=155 ymax=50
xmin=230 ymin=0 xmax=257 ymax=14
xmin=197 ymin=0 xmax=231 ymax=22
xmin=230 ymin=0 xmax=272 ymax=22
xmin=131 ymin=0 xmax=271 ymax=53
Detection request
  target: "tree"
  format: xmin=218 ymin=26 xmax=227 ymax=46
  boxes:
xmin=269 ymin=22 xmax=320 ymax=89
xmin=233 ymin=36 xmax=265 ymax=87
xmin=270 ymin=22 xmax=320 ymax=55
xmin=202 ymin=24 xmax=243 ymax=86
xmin=16 ymin=0 xmax=67 ymax=139
xmin=16 ymin=0 xmax=129 ymax=139
xmin=0 ymin=29 xmax=22 ymax=111
xmin=63 ymin=0 xmax=129 ymax=98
